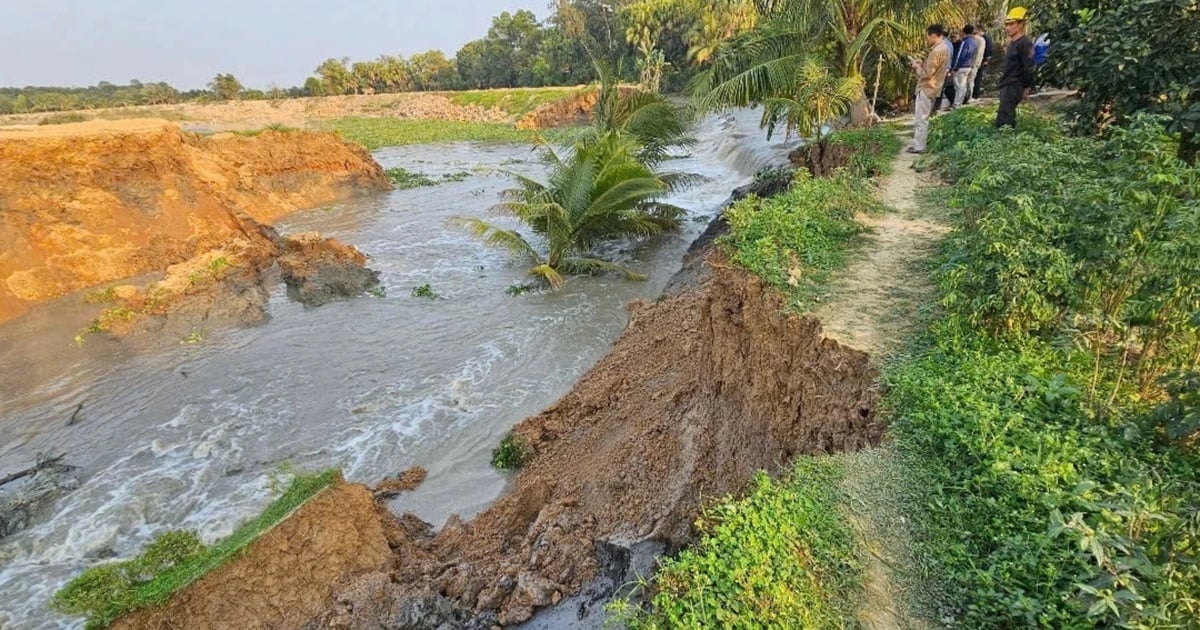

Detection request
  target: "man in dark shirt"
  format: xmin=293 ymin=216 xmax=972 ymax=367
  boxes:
xmin=973 ymin=30 xmax=994 ymax=99
xmin=996 ymin=7 xmax=1036 ymax=128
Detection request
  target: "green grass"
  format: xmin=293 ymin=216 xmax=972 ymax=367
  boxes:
xmin=612 ymin=459 xmax=863 ymax=629
xmin=39 ymin=112 xmax=91 ymax=125
xmin=719 ymin=170 xmax=877 ymax=310
xmin=410 ymin=283 xmax=441 ymax=299
xmin=444 ymin=86 xmax=585 ymax=118
xmin=53 ymin=469 xmax=340 ymax=629
xmin=230 ymin=122 xmax=300 ymax=137
xmin=821 ymin=126 xmax=905 ymax=177
xmin=324 ymin=117 xmax=542 ymax=150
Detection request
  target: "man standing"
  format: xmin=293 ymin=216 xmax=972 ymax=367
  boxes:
xmin=951 ymin=25 xmax=980 ymax=108
xmin=973 ymin=28 xmax=994 ymax=99
xmin=996 ymin=7 xmax=1036 ymax=128
xmin=908 ymin=24 xmax=951 ymax=154
xmin=963 ymin=25 xmax=986 ymax=104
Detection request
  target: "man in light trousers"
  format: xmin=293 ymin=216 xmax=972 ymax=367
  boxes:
xmin=963 ymin=25 xmax=986 ymax=105
xmin=951 ymin=25 xmax=980 ymax=108
xmin=908 ymin=24 xmax=951 ymax=154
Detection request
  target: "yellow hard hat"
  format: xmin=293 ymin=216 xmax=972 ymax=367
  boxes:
xmin=1006 ymin=7 xmax=1029 ymax=21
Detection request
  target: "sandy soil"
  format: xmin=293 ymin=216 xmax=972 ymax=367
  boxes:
xmin=0 ymin=124 xmax=389 ymax=324
xmin=813 ymin=141 xmax=949 ymax=357
xmin=0 ymin=89 xmax=597 ymax=134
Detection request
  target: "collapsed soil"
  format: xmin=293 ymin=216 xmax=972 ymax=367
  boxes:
xmin=0 ymin=123 xmax=390 ymax=324
xmin=303 ymin=262 xmax=883 ymax=628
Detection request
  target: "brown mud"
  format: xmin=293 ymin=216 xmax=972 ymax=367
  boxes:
xmin=0 ymin=123 xmax=389 ymax=324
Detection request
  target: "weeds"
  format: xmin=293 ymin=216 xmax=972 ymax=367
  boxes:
xmin=87 ymin=307 xmax=136 ymax=333
xmin=324 ymin=118 xmax=546 ymax=150
xmin=410 ymin=284 xmax=440 ymax=299
xmin=490 ymin=433 xmax=532 ymax=470
xmin=719 ymin=171 xmax=876 ymax=310
xmin=53 ymin=469 xmax=339 ymax=629
xmin=612 ymin=460 xmax=862 ymax=628
xmin=445 ymin=86 xmax=582 ymax=118
xmin=84 ymin=287 xmax=118 ymax=304
xmin=384 ymin=167 xmax=472 ymax=189
xmin=39 ymin=112 xmax=90 ymax=125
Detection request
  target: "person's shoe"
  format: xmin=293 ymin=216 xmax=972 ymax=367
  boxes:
xmin=905 ymin=147 xmax=925 ymax=154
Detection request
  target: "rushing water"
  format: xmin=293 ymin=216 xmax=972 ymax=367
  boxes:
xmin=0 ymin=110 xmax=793 ymax=628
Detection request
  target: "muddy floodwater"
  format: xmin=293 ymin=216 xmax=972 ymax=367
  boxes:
xmin=0 ymin=110 xmax=792 ymax=628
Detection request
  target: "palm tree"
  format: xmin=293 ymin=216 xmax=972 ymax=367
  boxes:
xmin=695 ymin=0 xmax=968 ymax=128
xmin=452 ymin=133 xmax=687 ymax=288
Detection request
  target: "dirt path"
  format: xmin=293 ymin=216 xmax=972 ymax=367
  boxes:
xmin=813 ymin=143 xmax=948 ymax=357
xmin=814 ymin=138 xmax=951 ymax=629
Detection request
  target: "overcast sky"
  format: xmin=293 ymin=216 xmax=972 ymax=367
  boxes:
xmin=0 ymin=0 xmax=546 ymax=90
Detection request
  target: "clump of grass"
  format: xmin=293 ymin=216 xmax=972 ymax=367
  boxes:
xmin=410 ymin=284 xmax=441 ymax=299
xmin=232 ymin=123 xmax=299 ymax=137
xmin=325 ymin=117 xmax=547 ymax=150
xmin=39 ymin=112 xmax=91 ymax=125
xmin=611 ymin=459 xmax=862 ymax=627
xmin=87 ymin=307 xmax=137 ymax=333
xmin=84 ymin=287 xmax=119 ymax=304
xmin=491 ymin=432 xmax=533 ymax=470
xmin=179 ymin=329 xmax=205 ymax=345
xmin=53 ymin=469 xmax=339 ymax=629
xmin=720 ymin=171 xmax=876 ymax=310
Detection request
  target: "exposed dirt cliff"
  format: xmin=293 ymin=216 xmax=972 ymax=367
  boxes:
xmin=0 ymin=124 xmax=390 ymax=324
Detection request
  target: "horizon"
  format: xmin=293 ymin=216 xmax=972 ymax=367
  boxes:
xmin=0 ymin=0 xmax=545 ymax=91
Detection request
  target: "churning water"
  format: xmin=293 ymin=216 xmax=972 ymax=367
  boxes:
xmin=0 ymin=110 xmax=793 ymax=628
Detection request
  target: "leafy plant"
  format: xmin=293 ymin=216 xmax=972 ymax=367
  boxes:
xmin=491 ymin=432 xmax=533 ymax=470
xmin=614 ymin=460 xmax=862 ymax=628
xmin=410 ymin=284 xmax=441 ymax=299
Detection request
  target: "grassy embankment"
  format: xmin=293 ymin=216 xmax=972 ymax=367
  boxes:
xmin=325 ymin=86 xmax=588 ymax=150
xmin=52 ymin=470 xmax=339 ymax=629
xmin=623 ymin=107 xmax=1199 ymax=628
xmin=613 ymin=127 xmax=903 ymax=628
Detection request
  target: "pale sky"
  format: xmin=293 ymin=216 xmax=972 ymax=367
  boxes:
xmin=0 ymin=0 xmax=546 ymax=90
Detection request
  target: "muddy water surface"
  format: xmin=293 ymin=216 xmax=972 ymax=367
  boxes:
xmin=0 ymin=110 xmax=791 ymax=628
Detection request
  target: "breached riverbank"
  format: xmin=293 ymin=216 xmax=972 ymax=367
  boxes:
xmin=0 ymin=122 xmax=390 ymax=325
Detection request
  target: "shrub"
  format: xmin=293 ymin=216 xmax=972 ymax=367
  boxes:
xmin=491 ymin=432 xmax=532 ymax=470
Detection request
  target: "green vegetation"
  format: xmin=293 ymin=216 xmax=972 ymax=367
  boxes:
xmin=1038 ymin=0 xmax=1200 ymax=162
xmin=720 ymin=170 xmax=875 ymax=309
xmin=325 ymin=118 xmax=539 ymax=150
xmin=491 ymin=432 xmax=533 ymax=470
xmin=38 ymin=112 xmax=90 ymax=125
xmin=231 ymin=123 xmax=300 ymax=137
xmin=384 ymin=167 xmax=472 ymax=189
xmin=446 ymin=86 xmax=582 ymax=118
xmin=410 ymin=284 xmax=441 ymax=299
xmin=817 ymin=126 xmax=904 ymax=177
xmin=53 ymin=470 xmax=339 ymax=629
xmin=614 ymin=460 xmax=861 ymax=628
xmin=83 ymin=287 xmax=119 ymax=304
xmin=87 ymin=307 xmax=137 ymax=334
xmin=888 ymin=107 xmax=1200 ymax=628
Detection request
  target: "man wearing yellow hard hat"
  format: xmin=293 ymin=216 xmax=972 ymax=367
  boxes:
xmin=996 ymin=6 xmax=1036 ymax=127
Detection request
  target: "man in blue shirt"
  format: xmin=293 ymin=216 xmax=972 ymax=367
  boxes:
xmin=950 ymin=25 xmax=979 ymax=108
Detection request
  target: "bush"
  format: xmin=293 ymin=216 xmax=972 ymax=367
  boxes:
xmin=614 ymin=461 xmax=862 ymax=629
xmin=39 ymin=112 xmax=90 ymax=125
xmin=491 ymin=432 xmax=533 ymax=470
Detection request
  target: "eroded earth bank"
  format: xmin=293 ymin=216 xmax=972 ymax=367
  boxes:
xmin=0 ymin=123 xmax=391 ymax=326
xmin=113 ymin=247 xmax=884 ymax=629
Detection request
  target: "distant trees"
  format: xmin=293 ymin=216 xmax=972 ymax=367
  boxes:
xmin=0 ymin=80 xmax=186 ymax=114
xmin=209 ymin=73 xmax=243 ymax=100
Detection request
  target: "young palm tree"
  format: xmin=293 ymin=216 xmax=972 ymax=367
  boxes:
xmin=452 ymin=133 xmax=687 ymax=289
